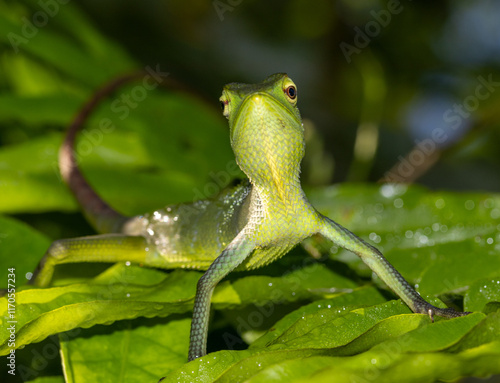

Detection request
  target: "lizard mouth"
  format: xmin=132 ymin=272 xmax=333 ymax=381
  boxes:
xmin=230 ymin=92 xmax=300 ymax=142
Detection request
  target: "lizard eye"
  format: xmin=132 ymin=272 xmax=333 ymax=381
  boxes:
xmin=284 ymin=84 xmax=297 ymax=104
xmin=219 ymin=96 xmax=230 ymax=119
xmin=285 ymin=86 xmax=296 ymax=99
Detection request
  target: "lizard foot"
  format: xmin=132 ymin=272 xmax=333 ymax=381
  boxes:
xmin=415 ymin=301 xmax=471 ymax=322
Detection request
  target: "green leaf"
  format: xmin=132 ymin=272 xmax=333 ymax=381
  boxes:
xmin=0 ymin=95 xmax=84 ymax=125
xmin=247 ymin=341 xmax=500 ymax=383
xmin=59 ymin=317 xmax=191 ymax=382
xmin=0 ymin=93 xmax=233 ymax=216
xmin=250 ymin=286 xmax=387 ymax=349
xmin=464 ymin=276 xmax=500 ymax=312
xmin=0 ymin=261 xmax=351 ymax=355
xmin=447 ymin=310 xmax=500 ymax=352
xmin=308 ymin=184 xmax=500 ymax=295
xmin=0 ymin=135 xmax=75 ymax=214
xmin=158 ymin=313 xmax=488 ymax=383
xmin=3 ymin=185 xmax=500 ymax=381
xmin=0 ymin=5 xmax=134 ymax=86
xmin=28 ymin=378 xmax=65 ymax=383
xmin=0 ymin=215 xmax=51 ymax=284
xmin=0 ymin=267 xmax=198 ymax=356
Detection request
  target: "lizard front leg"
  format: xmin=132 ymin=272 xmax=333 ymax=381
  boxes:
xmin=319 ymin=216 xmax=470 ymax=320
xmin=29 ymin=234 xmax=150 ymax=287
xmin=188 ymin=231 xmax=255 ymax=361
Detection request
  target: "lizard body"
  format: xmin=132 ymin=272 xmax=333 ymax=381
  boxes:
xmin=29 ymin=73 xmax=469 ymax=362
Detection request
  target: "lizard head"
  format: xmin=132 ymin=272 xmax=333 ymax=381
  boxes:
xmin=220 ymin=73 xmax=304 ymax=197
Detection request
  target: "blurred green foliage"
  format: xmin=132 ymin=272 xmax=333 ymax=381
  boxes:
xmin=1 ymin=1 xmax=500 ymax=382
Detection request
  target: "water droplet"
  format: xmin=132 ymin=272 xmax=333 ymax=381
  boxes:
xmin=465 ymin=200 xmax=475 ymax=210
xmin=405 ymin=230 xmax=413 ymax=239
xmin=380 ymin=184 xmax=396 ymax=198
xmin=125 ymin=261 xmax=131 ymax=266
xmin=393 ymin=198 xmax=404 ymax=208
xmin=434 ymin=198 xmax=445 ymax=209
xmin=491 ymin=209 xmax=500 ymax=219
xmin=374 ymin=203 xmax=384 ymax=213
xmin=380 ymin=184 xmax=407 ymax=198
xmin=268 ymin=282 xmax=273 ymax=287
xmin=487 ymin=237 xmax=494 ymax=244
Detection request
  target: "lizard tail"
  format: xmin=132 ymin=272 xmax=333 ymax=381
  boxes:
xmin=59 ymin=72 xmax=145 ymax=233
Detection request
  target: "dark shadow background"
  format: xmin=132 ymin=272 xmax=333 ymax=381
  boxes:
xmin=74 ymin=0 xmax=500 ymax=191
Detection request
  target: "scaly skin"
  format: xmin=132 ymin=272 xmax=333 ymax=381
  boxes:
xmin=27 ymin=73 xmax=470 ymax=363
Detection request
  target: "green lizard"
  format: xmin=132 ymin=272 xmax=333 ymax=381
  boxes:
xmin=28 ymin=73 xmax=469 ymax=362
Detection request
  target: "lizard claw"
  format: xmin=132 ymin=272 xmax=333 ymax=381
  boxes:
xmin=417 ymin=302 xmax=471 ymax=322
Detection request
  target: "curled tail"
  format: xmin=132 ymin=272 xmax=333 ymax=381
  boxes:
xmin=59 ymin=73 xmax=145 ymax=233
